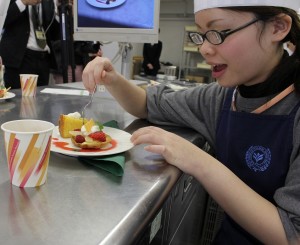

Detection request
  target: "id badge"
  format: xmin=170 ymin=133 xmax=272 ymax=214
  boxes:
xmin=35 ymin=29 xmax=46 ymax=41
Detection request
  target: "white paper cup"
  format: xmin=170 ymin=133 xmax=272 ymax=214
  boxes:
xmin=1 ymin=120 xmax=55 ymax=187
xmin=20 ymin=74 xmax=38 ymax=96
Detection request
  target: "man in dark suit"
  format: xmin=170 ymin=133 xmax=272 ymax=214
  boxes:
xmin=0 ymin=0 xmax=60 ymax=89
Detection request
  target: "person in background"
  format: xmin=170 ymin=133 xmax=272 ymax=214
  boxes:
xmin=0 ymin=0 xmax=62 ymax=89
xmin=82 ymin=0 xmax=300 ymax=244
xmin=74 ymin=41 xmax=103 ymax=69
xmin=52 ymin=41 xmax=103 ymax=83
xmin=71 ymin=41 xmax=103 ymax=82
xmin=142 ymin=33 xmax=162 ymax=77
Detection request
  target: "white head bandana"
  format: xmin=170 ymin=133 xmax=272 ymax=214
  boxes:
xmin=194 ymin=0 xmax=300 ymax=13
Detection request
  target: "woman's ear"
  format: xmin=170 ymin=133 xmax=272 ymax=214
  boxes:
xmin=270 ymin=14 xmax=292 ymax=42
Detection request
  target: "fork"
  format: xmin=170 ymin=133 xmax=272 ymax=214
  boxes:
xmin=82 ymin=85 xmax=97 ymax=124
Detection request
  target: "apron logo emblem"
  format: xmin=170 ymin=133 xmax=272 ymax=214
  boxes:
xmin=245 ymin=146 xmax=271 ymax=172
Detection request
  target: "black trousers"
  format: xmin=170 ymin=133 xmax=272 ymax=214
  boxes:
xmin=4 ymin=49 xmax=50 ymax=89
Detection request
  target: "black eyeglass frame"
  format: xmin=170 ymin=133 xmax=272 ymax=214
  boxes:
xmin=189 ymin=18 xmax=260 ymax=45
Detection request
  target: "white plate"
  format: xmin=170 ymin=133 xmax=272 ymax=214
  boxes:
xmin=0 ymin=92 xmax=15 ymax=101
xmin=86 ymin=0 xmax=126 ymax=8
xmin=51 ymin=126 xmax=134 ymax=157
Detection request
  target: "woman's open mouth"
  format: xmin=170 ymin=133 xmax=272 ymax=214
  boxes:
xmin=212 ymin=64 xmax=227 ymax=79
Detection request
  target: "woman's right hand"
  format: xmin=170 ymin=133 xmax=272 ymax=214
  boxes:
xmin=83 ymin=56 xmax=148 ymax=119
xmin=82 ymin=56 xmax=118 ymax=93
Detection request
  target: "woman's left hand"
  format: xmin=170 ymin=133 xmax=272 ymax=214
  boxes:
xmin=131 ymin=126 xmax=203 ymax=174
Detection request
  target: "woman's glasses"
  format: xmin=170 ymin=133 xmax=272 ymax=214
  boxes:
xmin=189 ymin=19 xmax=260 ymax=45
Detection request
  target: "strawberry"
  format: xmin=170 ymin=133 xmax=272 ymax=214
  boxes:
xmin=0 ymin=89 xmax=5 ymax=98
xmin=88 ymin=131 xmax=106 ymax=142
xmin=75 ymin=135 xmax=85 ymax=143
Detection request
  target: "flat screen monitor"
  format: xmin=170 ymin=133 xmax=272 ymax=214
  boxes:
xmin=73 ymin=0 xmax=160 ymax=43
xmin=0 ymin=0 xmax=10 ymax=33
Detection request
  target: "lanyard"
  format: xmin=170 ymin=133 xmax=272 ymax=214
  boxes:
xmin=32 ymin=4 xmax=42 ymax=28
xmin=231 ymin=83 xmax=295 ymax=114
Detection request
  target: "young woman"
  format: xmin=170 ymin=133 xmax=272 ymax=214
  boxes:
xmin=82 ymin=1 xmax=300 ymax=244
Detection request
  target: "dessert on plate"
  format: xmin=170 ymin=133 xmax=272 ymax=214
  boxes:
xmin=58 ymin=112 xmax=112 ymax=149
xmin=0 ymin=86 xmax=10 ymax=98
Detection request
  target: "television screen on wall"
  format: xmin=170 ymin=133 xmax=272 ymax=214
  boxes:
xmin=73 ymin=0 xmax=160 ymax=43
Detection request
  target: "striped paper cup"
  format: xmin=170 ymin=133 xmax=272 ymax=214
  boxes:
xmin=20 ymin=74 xmax=38 ymax=97
xmin=1 ymin=120 xmax=55 ymax=187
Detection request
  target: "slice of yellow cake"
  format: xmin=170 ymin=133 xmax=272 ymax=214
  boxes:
xmin=58 ymin=113 xmax=88 ymax=138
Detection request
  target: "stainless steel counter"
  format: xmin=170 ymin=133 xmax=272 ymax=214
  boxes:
xmin=0 ymin=85 xmax=206 ymax=245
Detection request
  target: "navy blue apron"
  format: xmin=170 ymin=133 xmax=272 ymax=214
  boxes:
xmin=213 ymin=88 xmax=299 ymax=244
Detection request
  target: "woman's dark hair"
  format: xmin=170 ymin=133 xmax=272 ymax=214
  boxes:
xmin=225 ymin=6 xmax=300 ymax=94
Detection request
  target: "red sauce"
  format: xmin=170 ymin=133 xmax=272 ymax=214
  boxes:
xmin=52 ymin=138 xmax=117 ymax=152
